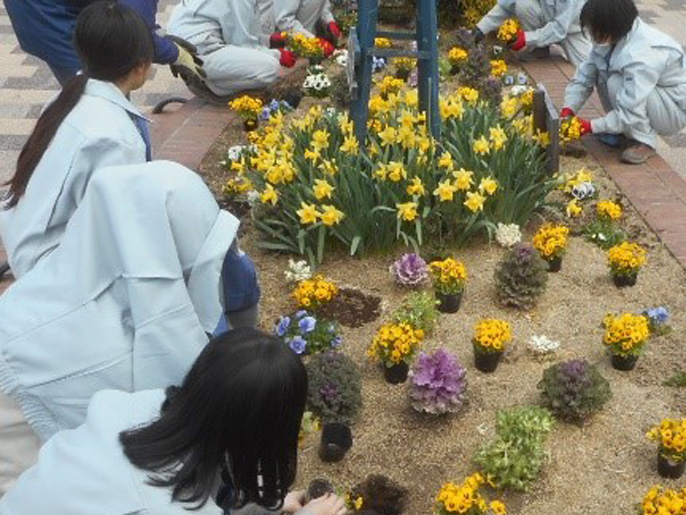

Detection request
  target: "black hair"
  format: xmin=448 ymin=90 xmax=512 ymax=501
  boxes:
xmin=580 ymin=0 xmax=639 ymax=44
xmin=119 ymin=328 xmax=308 ymax=510
xmin=3 ymin=1 xmax=154 ymax=208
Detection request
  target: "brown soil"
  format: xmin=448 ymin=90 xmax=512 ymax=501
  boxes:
xmin=320 ymin=288 xmax=383 ymax=328
xmin=197 ymin=70 xmax=686 ymax=515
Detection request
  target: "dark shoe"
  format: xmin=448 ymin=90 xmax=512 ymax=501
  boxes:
xmin=185 ymin=80 xmax=233 ymax=106
xmin=621 ymin=142 xmax=656 ymax=164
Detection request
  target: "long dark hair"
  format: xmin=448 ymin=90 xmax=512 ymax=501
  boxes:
xmin=580 ymin=0 xmax=638 ymax=44
xmin=3 ymin=1 xmax=154 ymax=208
xmin=120 ymin=329 xmax=308 ymax=510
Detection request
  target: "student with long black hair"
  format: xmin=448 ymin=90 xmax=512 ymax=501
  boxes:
xmin=0 ymin=1 xmax=153 ymax=279
xmin=0 ymin=329 xmax=347 ymax=515
xmin=562 ymin=0 xmax=686 ymax=164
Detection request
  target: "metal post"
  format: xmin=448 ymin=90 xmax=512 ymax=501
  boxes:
xmin=416 ymin=0 xmax=441 ymax=139
xmin=350 ymin=0 xmax=378 ymax=144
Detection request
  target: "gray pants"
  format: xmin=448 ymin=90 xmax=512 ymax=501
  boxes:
xmin=0 ymin=392 xmax=39 ymax=497
xmin=516 ymin=0 xmax=590 ymax=67
xmin=599 ymin=74 xmax=686 ymax=147
xmin=200 ymin=45 xmax=281 ymax=96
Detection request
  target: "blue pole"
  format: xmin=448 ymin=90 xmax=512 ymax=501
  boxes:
xmin=416 ymin=0 xmax=441 ymax=138
xmin=350 ymin=0 xmax=378 ymax=144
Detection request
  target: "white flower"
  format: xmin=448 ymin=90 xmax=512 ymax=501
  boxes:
xmin=495 ymin=223 xmax=522 ymax=248
xmin=334 ymin=49 xmax=348 ymax=66
xmin=510 ymin=85 xmax=531 ymax=97
xmin=284 ymin=259 xmax=312 ymax=282
xmin=517 ymin=73 xmax=529 ymax=85
xmin=528 ymin=335 xmax=560 ymax=355
xmin=227 ymin=145 xmax=244 ymax=161
xmin=571 ymin=181 xmax=596 ymax=200
xmin=246 ymin=190 xmax=260 ymax=206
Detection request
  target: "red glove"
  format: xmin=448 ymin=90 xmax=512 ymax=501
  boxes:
xmin=269 ymin=32 xmax=287 ymax=49
xmin=317 ymin=37 xmax=335 ymax=57
xmin=560 ymin=107 xmax=575 ymax=119
xmin=578 ymin=118 xmax=592 ymax=135
xmin=279 ymin=49 xmax=296 ymax=68
xmin=510 ymin=30 xmax=526 ymax=52
xmin=328 ymin=21 xmax=341 ymax=39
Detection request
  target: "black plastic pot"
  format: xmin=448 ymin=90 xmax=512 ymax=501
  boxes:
xmin=450 ymin=65 xmax=460 ymax=76
xmin=657 ymin=454 xmax=685 ymax=479
xmin=436 ymin=291 xmax=462 ymax=314
xmin=383 ymin=362 xmax=409 ymax=384
xmin=395 ymin=69 xmax=411 ymax=81
xmin=306 ymin=478 xmax=334 ymax=501
xmin=610 ymin=353 xmax=638 ymax=371
xmin=474 ymin=348 xmax=503 ymax=373
xmin=612 ymin=273 xmax=637 ymax=288
xmin=243 ymin=119 xmax=258 ymax=132
xmin=319 ymin=422 xmax=353 ymax=463
xmin=547 ymin=256 xmax=562 ymax=273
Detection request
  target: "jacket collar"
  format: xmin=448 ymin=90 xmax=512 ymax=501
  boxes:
xmin=84 ymin=79 xmax=151 ymax=122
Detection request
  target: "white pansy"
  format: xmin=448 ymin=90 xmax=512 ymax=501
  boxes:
xmin=510 ymin=85 xmax=531 ymax=97
xmin=227 ymin=145 xmax=245 ymax=161
xmin=495 ymin=223 xmax=522 ymax=248
xmin=571 ymin=181 xmax=596 ymax=200
xmin=528 ymin=335 xmax=560 ymax=355
xmin=284 ymin=259 xmax=312 ymax=282
xmin=246 ymin=190 xmax=260 ymax=206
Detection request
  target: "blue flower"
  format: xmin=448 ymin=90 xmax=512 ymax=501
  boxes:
xmin=289 ymin=336 xmax=307 ymax=355
xmin=259 ymin=106 xmax=271 ymax=121
xmin=275 ymin=316 xmax=291 ymax=337
xmin=644 ymin=307 xmax=669 ymax=325
xmin=299 ymin=316 xmax=317 ymax=333
xmin=331 ymin=336 xmax=342 ymax=348
xmin=269 ymin=99 xmax=280 ymax=111
xmin=295 ymin=310 xmax=308 ymax=319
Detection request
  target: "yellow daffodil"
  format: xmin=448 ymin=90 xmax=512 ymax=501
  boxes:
xmin=406 ymin=177 xmax=426 ymax=196
xmin=304 ymin=148 xmax=320 ymax=162
xmin=340 ymin=135 xmax=359 ymax=154
xmin=500 ymin=96 xmax=518 ymax=118
xmin=489 ymin=126 xmax=508 ymax=150
xmin=453 ymin=168 xmax=474 ymax=191
xmin=313 ymin=179 xmax=334 ymax=200
xmin=464 ymin=191 xmax=486 ymax=212
xmin=260 ymin=183 xmax=279 ymax=206
xmin=459 ymin=87 xmax=479 ymax=104
xmin=396 ymin=201 xmax=418 ymax=221
xmin=296 ymin=202 xmax=321 ymax=225
xmin=310 ymin=129 xmax=329 ymax=151
xmin=378 ymin=125 xmax=398 ymax=147
xmin=438 ymin=151 xmax=454 ymax=169
xmin=320 ymin=205 xmax=345 ymax=226
xmin=473 ymin=136 xmax=490 ymax=156
xmin=387 ymin=161 xmax=407 ymax=182
xmin=433 ymin=180 xmax=458 ymax=202
xmin=566 ymin=198 xmax=583 ymax=217
xmin=479 ymin=176 xmax=498 ymax=195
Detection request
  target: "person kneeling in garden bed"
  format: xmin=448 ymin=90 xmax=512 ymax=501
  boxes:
xmin=473 ymin=0 xmax=591 ymax=66
xmin=167 ymin=0 xmax=299 ymax=101
xmin=561 ymin=0 xmax=686 ymax=165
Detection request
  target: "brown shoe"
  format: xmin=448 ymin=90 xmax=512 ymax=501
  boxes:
xmin=620 ymin=142 xmax=656 ymax=165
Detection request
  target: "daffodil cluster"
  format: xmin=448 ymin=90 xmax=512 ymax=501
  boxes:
xmin=367 ymin=322 xmax=424 ymax=365
xmin=434 ymin=474 xmax=506 ymax=515
xmin=532 ymin=223 xmax=569 ymax=259
xmin=376 ymin=75 xmax=405 ymax=97
xmin=559 ymin=116 xmax=583 ymax=144
xmin=448 ymin=46 xmax=469 ymax=66
xmin=473 ymin=318 xmax=512 ymax=353
xmin=429 ymin=258 xmax=468 ymax=295
xmin=497 ymin=18 xmax=520 ymax=43
xmin=228 ymin=95 xmax=264 ymax=120
xmin=602 ymin=312 xmax=650 ymax=356
xmin=374 ymin=37 xmax=392 ymax=48
xmin=490 ymin=59 xmax=508 ymax=78
xmin=640 ymin=485 xmax=686 ymax=515
xmin=288 ymin=33 xmax=324 ymax=58
xmin=292 ymin=275 xmax=339 ymax=309
xmin=647 ymin=418 xmax=686 ymax=461
xmin=607 ymin=241 xmax=646 ymax=276
xmin=394 ymin=57 xmax=416 ymax=72
xmin=596 ymin=200 xmax=622 ymax=221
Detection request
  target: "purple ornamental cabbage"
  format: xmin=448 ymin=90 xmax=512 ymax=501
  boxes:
xmin=390 ymin=253 xmax=428 ymax=287
xmin=409 ymin=350 xmax=467 ymax=415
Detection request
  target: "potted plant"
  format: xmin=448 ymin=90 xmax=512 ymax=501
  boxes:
xmin=435 ymin=474 xmax=507 ymax=515
xmin=288 ymin=33 xmax=325 ymax=65
xmin=607 ymin=241 xmax=647 ymax=287
xmin=305 ymin=351 xmax=362 ymax=462
xmin=389 ymin=253 xmax=428 ymax=288
xmin=640 ymin=486 xmax=686 ymax=515
xmin=306 ymin=478 xmax=334 ymax=501
xmin=275 ymin=310 xmax=342 ymax=356
xmin=367 ymin=322 xmax=424 ymax=384
xmin=537 ymin=359 xmax=612 ymax=425
xmin=447 ymin=46 xmax=468 ymax=75
xmin=393 ymin=57 xmax=416 ymax=81
xmin=228 ymin=95 xmax=263 ymax=132
xmin=303 ymin=65 xmax=332 ymax=98
xmin=408 ymin=349 xmax=467 ymax=415
xmin=347 ymin=474 xmax=408 ymax=515
xmin=494 ymin=243 xmax=548 ymax=310
xmin=428 ymin=257 xmax=467 ymax=313
xmin=532 ymin=223 xmax=570 ymax=272
xmin=602 ymin=312 xmax=651 ymax=371
xmin=392 ymin=291 xmax=440 ymax=335
xmin=472 ymin=318 xmax=512 ymax=373
xmin=646 ymin=418 xmax=686 ymax=479
xmin=292 ymin=275 xmax=339 ymax=310
xmin=376 ymin=75 xmax=404 ymax=100
xmin=497 ymin=18 xmax=520 ymax=45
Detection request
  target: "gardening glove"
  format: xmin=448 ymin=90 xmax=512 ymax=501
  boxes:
xmin=510 ymin=30 xmax=526 ymax=52
xmin=317 ymin=37 xmax=335 ymax=58
xmin=270 ymin=31 xmax=287 ymax=48
xmin=578 ymin=118 xmax=592 ymax=135
xmin=170 ymin=43 xmax=206 ymax=81
xmin=279 ymin=48 xmax=297 ymax=68
xmin=328 ymin=21 xmax=342 ymax=40
xmin=472 ymin=27 xmax=485 ymax=43
xmin=560 ymin=107 xmax=575 ymax=119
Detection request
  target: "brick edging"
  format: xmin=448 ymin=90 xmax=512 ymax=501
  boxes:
xmin=523 ymin=57 xmax=686 ymax=268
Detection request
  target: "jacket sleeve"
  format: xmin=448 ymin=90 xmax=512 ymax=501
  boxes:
xmin=320 ymin=0 xmax=335 ymax=25
xmin=563 ymin=57 xmax=598 ymax=112
xmin=476 ymin=0 xmax=516 ymax=36
xmin=591 ymin=59 xmax=663 ymax=145
xmin=525 ymin=0 xmax=583 ymax=48
xmin=118 ymin=0 xmax=179 ymax=64
xmin=275 ymin=0 xmax=315 ymax=38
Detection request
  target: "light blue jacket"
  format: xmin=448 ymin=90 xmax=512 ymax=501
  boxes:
xmin=0 ymin=389 xmax=224 ymax=515
xmin=0 ymin=162 xmax=239 ymax=441
xmin=0 ymin=79 xmax=148 ymax=279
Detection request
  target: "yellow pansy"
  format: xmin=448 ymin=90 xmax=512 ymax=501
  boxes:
xmin=464 ymin=191 xmax=487 ymax=212
xmin=313 ymin=179 xmax=334 ymax=200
